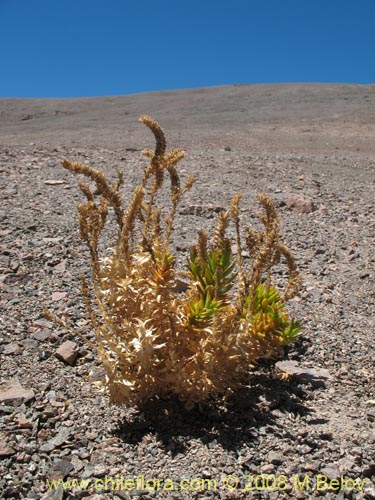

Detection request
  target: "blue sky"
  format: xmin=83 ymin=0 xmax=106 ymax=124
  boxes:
xmin=1 ymin=0 xmax=374 ymax=98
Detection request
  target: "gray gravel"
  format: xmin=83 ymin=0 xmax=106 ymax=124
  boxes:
xmin=0 ymin=84 xmax=374 ymax=499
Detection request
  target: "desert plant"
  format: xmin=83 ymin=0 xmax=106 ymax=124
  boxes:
xmin=45 ymin=116 xmax=302 ymax=408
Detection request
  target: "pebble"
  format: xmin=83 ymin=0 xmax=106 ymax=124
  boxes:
xmin=261 ymin=463 xmax=275 ymax=473
xmin=0 ymin=445 xmax=16 ymax=457
xmin=51 ymin=291 xmax=68 ymax=302
xmin=55 ymin=340 xmax=79 ymax=365
xmin=44 ymin=179 xmax=66 ymax=185
xmin=320 ymin=464 xmax=341 ymax=479
xmin=286 ymin=193 xmax=317 ymax=213
xmin=2 ymin=343 xmax=21 ymax=355
xmin=32 ymin=330 xmax=51 ymax=341
xmin=267 ymin=451 xmax=284 ymax=465
xmin=40 ymin=426 xmax=72 ymax=452
xmin=0 ymin=379 xmax=35 ymax=404
xmin=275 ymin=360 xmax=331 ymax=387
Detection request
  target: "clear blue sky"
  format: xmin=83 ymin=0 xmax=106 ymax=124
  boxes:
xmin=1 ymin=0 xmax=374 ymax=98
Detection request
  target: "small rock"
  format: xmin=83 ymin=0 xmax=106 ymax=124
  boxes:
xmin=0 ymin=379 xmax=35 ymax=404
xmin=363 ymin=463 xmax=375 ymax=478
xmin=339 ymin=457 xmax=356 ymax=473
xmin=16 ymin=451 xmax=31 ymax=463
xmin=40 ymin=426 xmax=72 ymax=452
xmin=41 ymin=405 xmax=58 ymax=419
xmin=261 ymin=463 xmax=275 ymax=473
xmin=53 ymin=261 xmax=67 ymax=273
xmin=33 ymin=319 xmax=52 ymax=328
xmin=48 ymin=485 xmax=64 ymax=500
xmin=44 ymin=179 xmax=66 ymax=185
xmin=301 ymin=463 xmax=317 ymax=472
xmin=89 ymin=367 xmax=106 ymax=382
xmin=2 ymin=343 xmax=21 ymax=355
xmin=180 ymin=204 xmax=225 ymax=216
xmin=286 ymin=193 xmax=317 ymax=213
xmin=55 ymin=340 xmax=79 ymax=365
xmin=275 ymin=361 xmax=331 ymax=387
xmin=319 ymin=431 xmax=333 ymax=441
xmin=174 ymin=277 xmax=189 ymax=293
xmin=267 ymin=451 xmax=284 ymax=465
xmin=20 ymin=339 xmax=38 ymax=350
xmin=32 ymin=330 xmax=51 ymax=342
xmin=81 ymin=464 xmax=96 ymax=478
xmin=320 ymin=464 xmax=340 ymax=479
xmin=0 ymin=445 xmax=16 ymax=457
xmin=294 ymin=490 xmax=307 ymax=500
xmin=49 ymin=459 xmax=74 ymax=479
xmin=350 ymin=447 xmax=363 ymax=456
xmin=181 ymin=204 xmax=203 ymax=216
xmin=47 ymin=390 xmax=57 ymax=402
xmin=361 ymin=485 xmax=375 ymax=500
xmin=15 ymin=416 xmax=33 ymax=429
xmin=51 ymin=291 xmax=68 ymax=302
xmin=38 ymin=428 xmax=53 ymax=442
xmin=71 ymin=455 xmax=85 ymax=472
xmin=42 ymin=237 xmax=63 ymax=244
xmin=0 ymin=405 xmax=16 ymax=414
xmin=202 ymin=469 xmax=212 ymax=479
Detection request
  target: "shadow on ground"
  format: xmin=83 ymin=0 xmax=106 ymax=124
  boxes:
xmin=113 ymin=369 xmax=310 ymax=455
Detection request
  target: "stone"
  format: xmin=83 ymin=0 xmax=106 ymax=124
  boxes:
xmin=41 ymin=406 xmax=58 ymax=419
xmin=51 ymin=291 xmax=67 ymax=302
xmin=286 ymin=193 xmax=317 ymax=213
xmin=49 ymin=459 xmax=74 ymax=479
xmin=55 ymin=340 xmax=79 ymax=365
xmin=20 ymin=339 xmax=38 ymax=350
xmin=0 ymin=431 xmax=16 ymax=458
xmin=53 ymin=260 xmax=67 ymax=273
xmin=174 ymin=277 xmax=189 ymax=293
xmin=32 ymin=330 xmax=51 ymax=341
xmin=89 ymin=367 xmax=106 ymax=382
xmin=339 ymin=457 xmax=356 ymax=473
xmin=320 ymin=464 xmax=340 ymax=479
xmin=44 ymin=179 xmax=66 ymax=185
xmin=40 ymin=426 xmax=72 ymax=452
xmin=0 ymin=379 xmax=35 ymax=404
xmin=33 ymin=319 xmax=51 ymax=328
xmin=267 ymin=451 xmax=284 ymax=465
xmin=180 ymin=204 xmax=225 ymax=216
xmin=361 ymin=485 xmax=375 ymax=500
xmin=2 ymin=343 xmax=21 ymax=355
xmin=294 ymin=490 xmax=307 ymax=500
xmin=261 ymin=463 xmax=275 ymax=473
xmin=81 ymin=465 xmax=96 ymax=479
xmin=0 ymin=445 xmax=16 ymax=457
xmin=275 ymin=361 xmax=331 ymax=387
xmin=15 ymin=416 xmax=33 ymax=429
xmin=71 ymin=455 xmax=84 ymax=472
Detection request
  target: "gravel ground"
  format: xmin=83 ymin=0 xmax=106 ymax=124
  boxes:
xmin=0 ymin=85 xmax=375 ymax=499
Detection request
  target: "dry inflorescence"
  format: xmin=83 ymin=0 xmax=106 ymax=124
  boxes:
xmin=46 ymin=116 xmax=302 ymax=408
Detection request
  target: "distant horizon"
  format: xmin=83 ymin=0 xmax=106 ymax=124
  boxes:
xmin=1 ymin=81 xmax=374 ymax=101
xmin=1 ymin=0 xmax=374 ymax=98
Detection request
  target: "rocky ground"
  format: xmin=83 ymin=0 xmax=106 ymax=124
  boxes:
xmin=0 ymin=85 xmax=375 ymax=499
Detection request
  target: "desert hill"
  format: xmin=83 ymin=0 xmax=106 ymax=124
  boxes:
xmin=1 ymin=83 xmax=375 ymax=155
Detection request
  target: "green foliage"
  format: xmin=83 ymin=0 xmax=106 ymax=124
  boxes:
xmin=248 ymin=283 xmax=301 ymax=343
xmin=187 ymin=239 xmax=236 ymax=324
